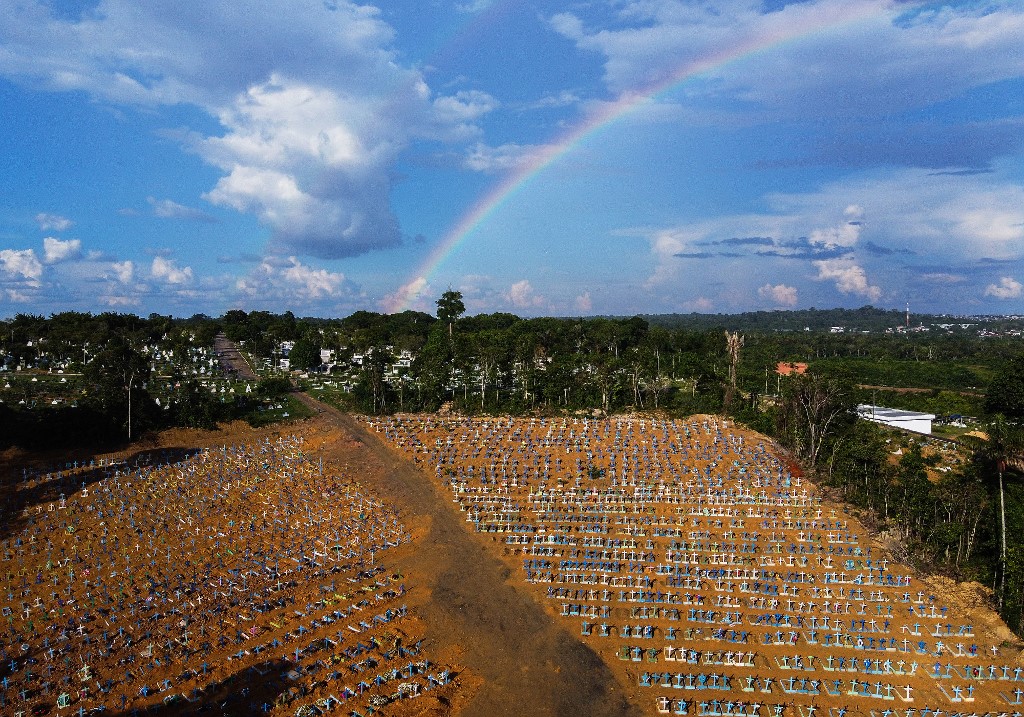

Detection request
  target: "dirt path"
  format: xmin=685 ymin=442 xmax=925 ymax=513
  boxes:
xmin=297 ymin=393 xmax=639 ymax=717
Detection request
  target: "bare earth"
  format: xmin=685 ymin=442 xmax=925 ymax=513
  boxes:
xmin=3 ymin=382 xmax=1022 ymax=717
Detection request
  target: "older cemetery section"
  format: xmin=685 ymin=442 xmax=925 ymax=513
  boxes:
xmin=0 ymin=429 xmax=462 ymax=716
xmin=366 ymin=415 xmax=1023 ymax=717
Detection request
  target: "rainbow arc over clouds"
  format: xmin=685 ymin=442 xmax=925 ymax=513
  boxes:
xmin=386 ymin=1 xmax=888 ymax=313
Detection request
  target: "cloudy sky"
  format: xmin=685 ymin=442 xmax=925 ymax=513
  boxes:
xmin=1 ymin=0 xmax=1023 ymax=317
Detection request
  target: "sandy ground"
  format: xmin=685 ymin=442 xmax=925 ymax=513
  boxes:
xmin=4 ymin=361 xmax=1022 ymax=717
xmin=0 ymin=415 xmax=468 ymax=717
xmin=363 ymin=413 xmax=1024 ymax=717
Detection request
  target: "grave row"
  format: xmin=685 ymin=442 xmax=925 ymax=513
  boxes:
xmin=367 ymin=415 xmax=1018 ymax=717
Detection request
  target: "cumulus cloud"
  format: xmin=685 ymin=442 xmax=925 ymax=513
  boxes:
xmin=575 ymin=291 xmax=593 ymax=313
xmin=42 ymin=236 xmax=82 ymax=264
xmin=5 ymin=289 xmax=32 ymax=303
xmin=0 ymin=249 xmax=44 ymax=286
xmin=684 ymin=296 xmax=714 ymax=312
xmin=809 ymin=205 xmax=864 ymax=249
xmin=35 ymin=212 xmax=72 ymax=231
xmin=642 ymin=227 xmax=694 ymax=287
xmin=0 ymin=1 xmax=496 ymax=260
xmin=813 ymin=257 xmax=881 ymax=302
xmin=767 ymin=169 xmax=1024 ymax=262
xmin=110 ymin=260 xmax=135 ymax=284
xmin=617 ymin=166 xmax=1024 ymax=311
xmin=150 ymin=256 xmax=194 ymax=285
xmin=198 ymin=75 xmax=408 ymax=258
xmin=984 ymin=276 xmax=1023 ymax=299
xmin=236 ymin=256 xmax=357 ymax=304
xmin=506 ymin=279 xmax=546 ymax=309
xmin=432 ymin=90 xmax=499 ymax=133
xmin=279 ymin=257 xmax=346 ymax=299
xmin=758 ymin=283 xmax=798 ymax=307
xmin=147 ymin=197 xmax=217 ymax=222
xmin=381 ymin=276 xmax=431 ymax=314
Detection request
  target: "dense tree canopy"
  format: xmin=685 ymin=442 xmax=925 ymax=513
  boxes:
xmin=985 ymin=357 xmax=1024 ymax=420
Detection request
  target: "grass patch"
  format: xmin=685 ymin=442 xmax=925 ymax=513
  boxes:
xmin=241 ymin=394 xmax=315 ymax=427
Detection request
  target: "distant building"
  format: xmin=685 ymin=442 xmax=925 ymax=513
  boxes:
xmin=776 ymin=362 xmax=808 ymax=376
xmin=857 ymin=404 xmax=935 ymax=435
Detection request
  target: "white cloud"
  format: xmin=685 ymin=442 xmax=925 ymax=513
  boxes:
xmin=110 ymin=260 xmax=135 ymax=284
xmin=575 ymin=291 xmax=593 ymax=313
xmin=6 ymin=289 xmax=32 ymax=303
xmin=551 ymin=1 xmax=1024 ymax=122
xmin=618 ymin=167 xmax=1024 ymax=311
xmin=236 ymin=255 xmax=358 ymax=305
xmin=150 ymin=256 xmax=194 ymax=285
xmin=198 ymin=76 xmax=407 ymax=258
xmin=432 ymin=90 xmax=498 ymax=128
xmin=813 ymin=257 xmax=881 ymax=302
xmin=456 ymin=0 xmax=493 ymax=13
xmin=758 ymin=283 xmax=798 ymax=307
xmin=506 ymin=279 xmax=546 ymax=309
xmin=464 ymin=142 xmax=549 ymax=173
xmin=984 ymin=276 xmax=1023 ymax=299
xmin=279 ymin=257 xmax=345 ymax=299
xmin=0 ymin=249 xmax=43 ymax=286
xmin=381 ymin=276 xmax=431 ymax=314
xmin=0 ymin=2 xmax=494 ymax=260
xmin=684 ymin=296 xmax=714 ymax=312
xmin=147 ymin=197 xmax=217 ymax=222
xmin=643 ymin=228 xmax=692 ymax=286
xmin=525 ymin=90 xmax=582 ymax=110
xmin=809 ymin=205 xmax=863 ymax=249
xmin=42 ymin=236 xmax=82 ymax=264
xmin=35 ymin=212 xmax=72 ymax=231
xmin=767 ymin=169 xmax=1024 ymax=261
xmin=99 ymin=294 xmax=141 ymax=307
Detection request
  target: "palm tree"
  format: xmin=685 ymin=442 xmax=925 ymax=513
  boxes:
xmin=983 ymin=415 xmax=1024 ymax=609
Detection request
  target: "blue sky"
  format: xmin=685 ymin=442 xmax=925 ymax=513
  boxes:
xmin=1 ymin=0 xmax=1023 ymax=318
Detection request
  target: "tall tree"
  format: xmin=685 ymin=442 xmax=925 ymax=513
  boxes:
xmin=985 ymin=357 xmax=1024 ymax=419
xmin=982 ymin=416 xmax=1024 ymax=609
xmin=288 ymin=337 xmax=323 ymax=371
xmin=777 ymin=372 xmax=853 ymax=472
xmin=436 ymin=290 xmax=466 ymax=338
xmin=84 ymin=338 xmax=152 ymax=440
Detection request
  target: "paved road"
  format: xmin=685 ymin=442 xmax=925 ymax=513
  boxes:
xmin=214 ymin=333 xmax=257 ymax=379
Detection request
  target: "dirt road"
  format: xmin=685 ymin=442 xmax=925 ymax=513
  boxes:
xmin=299 ymin=394 xmax=639 ymax=717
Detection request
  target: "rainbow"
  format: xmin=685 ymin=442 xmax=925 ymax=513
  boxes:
xmin=386 ymin=1 xmax=891 ymax=313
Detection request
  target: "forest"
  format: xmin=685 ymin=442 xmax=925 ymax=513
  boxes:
xmin=2 ymin=299 xmax=1024 ymax=632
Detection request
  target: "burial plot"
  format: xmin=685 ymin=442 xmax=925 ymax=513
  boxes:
xmin=367 ymin=414 xmax=1021 ymax=717
xmin=1 ymin=434 xmax=460 ymax=715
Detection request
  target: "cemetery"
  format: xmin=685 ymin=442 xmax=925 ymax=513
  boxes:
xmin=0 ymin=426 xmax=462 ymax=716
xmin=2 ymin=401 xmax=1021 ymax=716
xmin=365 ymin=414 xmax=1024 ymax=717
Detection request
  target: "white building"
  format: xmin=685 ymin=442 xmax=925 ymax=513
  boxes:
xmin=857 ymin=404 xmax=935 ymax=435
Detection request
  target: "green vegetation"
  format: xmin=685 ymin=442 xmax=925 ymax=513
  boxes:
xmin=3 ymin=301 xmax=1024 ymax=631
xmin=240 ymin=394 xmax=314 ymax=427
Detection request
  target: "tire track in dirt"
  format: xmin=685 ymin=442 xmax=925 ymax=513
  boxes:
xmin=300 ymin=395 xmax=639 ymax=717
